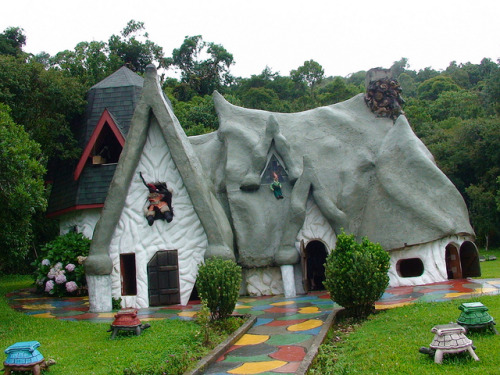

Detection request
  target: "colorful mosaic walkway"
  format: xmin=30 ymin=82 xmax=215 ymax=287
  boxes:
xmin=5 ymin=278 xmax=500 ymax=374
xmin=205 ymin=293 xmax=333 ymax=375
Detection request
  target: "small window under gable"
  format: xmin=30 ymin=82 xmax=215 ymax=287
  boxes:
xmin=91 ymin=122 xmax=122 ymax=164
xmin=261 ymin=151 xmax=289 ymax=184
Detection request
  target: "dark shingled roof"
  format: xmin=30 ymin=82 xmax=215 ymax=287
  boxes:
xmin=47 ymin=67 xmax=143 ymax=216
xmin=91 ymin=66 xmax=144 ymax=89
xmin=82 ymin=67 xmax=144 ymax=146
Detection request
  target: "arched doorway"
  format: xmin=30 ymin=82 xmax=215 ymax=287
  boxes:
xmin=460 ymin=241 xmax=481 ymax=278
xmin=445 ymin=244 xmax=462 ymax=279
xmin=302 ymin=240 xmax=328 ymax=291
xmin=445 ymin=241 xmax=481 ymax=279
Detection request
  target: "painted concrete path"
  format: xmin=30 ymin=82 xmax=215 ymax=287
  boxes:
xmin=6 ymin=278 xmax=500 ymax=375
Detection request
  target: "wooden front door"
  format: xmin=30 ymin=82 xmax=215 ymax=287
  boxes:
xmin=148 ymin=250 xmax=180 ymax=306
xmin=445 ymin=244 xmax=462 ymax=279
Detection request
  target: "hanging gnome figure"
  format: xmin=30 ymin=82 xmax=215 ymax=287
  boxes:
xmin=140 ymin=172 xmax=174 ymax=226
xmin=270 ymin=172 xmax=284 ymax=200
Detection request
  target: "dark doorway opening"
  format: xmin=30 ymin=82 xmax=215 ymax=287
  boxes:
xmin=148 ymin=250 xmax=180 ymax=306
xmin=304 ymin=240 xmax=328 ymax=291
xmin=460 ymin=241 xmax=481 ymax=278
xmin=397 ymin=258 xmax=424 ymax=277
xmin=120 ymin=253 xmax=137 ymax=295
xmin=189 ymin=284 xmax=200 ymax=302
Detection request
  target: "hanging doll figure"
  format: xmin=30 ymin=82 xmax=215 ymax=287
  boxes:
xmin=140 ymin=172 xmax=174 ymax=226
xmin=270 ymin=172 xmax=284 ymax=199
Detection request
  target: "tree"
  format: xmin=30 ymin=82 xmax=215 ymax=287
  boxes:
xmin=108 ymin=20 xmax=165 ymax=73
xmin=0 ymin=104 xmax=47 ymax=273
xmin=417 ymin=75 xmax=461 ymax=100
xmin=465 ymin=184 xmax=499 ymax=249
xmin=50 ymin=20 xmax=166 ymax=87
xmin=403 ymin=98 xmax=434 ymax=137
xmin=415 ymin=67 xmax=440 ymax=83
xmin=390 ymin=57 xmax=409 ymax=79
xmin=290 ymin=59 xmax=324 ymax=99
xmin=398 ymin=72 xmax=417 ymax=97
xmin=0 ymin=55 xmax=86 ymax=161
xmin=170 ymin=95 xmax=219 ymax=136
xmin=165 ymin=35 xmax=234 ymax=96
xmin=425 ymin=117 xmax=500 ymax=246
xmin=428 ymin=90 xmax=484 ymax=121
xmin=241 ymin=87 xmax=281 ymax=111
xmin=0 ymin=27 xmax=26 ymax=57
xmin=496 ymin=177 xmax=500 ymax=212
xmin=483 ymin=68 xmax=500 ymax=115
xmin=345 ymin=70 xmax=366 ymax=87
xmin=317 ymin=77 xmax=362 ymax=105
xmin=50 ymin=41 xmax=115 ymax=87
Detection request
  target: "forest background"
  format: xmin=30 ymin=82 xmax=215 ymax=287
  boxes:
xmin=0 ymin=21 xmax=499 ymax=274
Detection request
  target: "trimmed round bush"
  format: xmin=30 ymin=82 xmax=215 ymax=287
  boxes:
xmin=196 ymin=257 xmax=242 ymax=320
xmin=324 ymin=231 xmax=390 ymax=318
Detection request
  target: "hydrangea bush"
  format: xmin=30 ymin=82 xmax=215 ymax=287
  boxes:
xmin=32 ymin=232 xmax=91 ymax=297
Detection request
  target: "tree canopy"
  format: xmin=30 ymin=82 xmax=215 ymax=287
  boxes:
xmin=49 ymin=20 xmax=166 ymax=87
xmin=290 ymin=59 xmax=325 ymax=99
xmin=165 ymin=35 xmax=235 ymax=97
xmin=0 ymin=103 xmax=46 ymax=273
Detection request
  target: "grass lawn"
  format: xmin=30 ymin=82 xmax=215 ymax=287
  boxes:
xmin=477 ymin=247 xmax=500 ymax=279
xmin=309 ymin=249 xmax=500 ymax=375
xmin=309 ymin=294 xmax=500 ymax=375
xmin=0 ymin=275 xmax=236 ymax=375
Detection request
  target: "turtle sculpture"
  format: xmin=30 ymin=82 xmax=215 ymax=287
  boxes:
xmin=2 ymin=341 xmax=55 ymax=374
xmin=457 ymin=302 xmax=498 ymax=334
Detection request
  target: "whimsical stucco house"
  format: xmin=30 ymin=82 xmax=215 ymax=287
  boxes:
xmin=82 ymin=65 xmax=479 ymax=312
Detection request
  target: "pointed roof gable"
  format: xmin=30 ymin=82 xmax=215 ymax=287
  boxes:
xmin=74 ymin=109 xmax=125 ymax=181
xmin=91 ymin=66 xmax=144 ymax=90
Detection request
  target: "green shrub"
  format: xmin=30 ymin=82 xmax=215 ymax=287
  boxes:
xmin=196 ymin=257 xmax=242 ymax=320
xmin=32 ymin=232 xmax=90 ymax=297
xmin=324 ymin=231 xmax=390 ymax=318
xmin=195 ymin=300 xmax=212 ymax=346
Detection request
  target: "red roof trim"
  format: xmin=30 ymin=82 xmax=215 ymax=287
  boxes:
xmin=46 ymin=204 xmax=104 ymax=218
xmin=73 ymin=109 xmax=125 ymax=181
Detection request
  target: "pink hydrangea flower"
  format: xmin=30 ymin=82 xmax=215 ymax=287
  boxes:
xmin=65 ymin=263 xmax=76 ymax=272
xmin=65 ymin=281 xmax=78 ymax=293
xmin=55 ymin=273 xmax=67 ymax=284
xmin=45 ymin=280 xmax=54 ymax=292
xmin=41 ymin=259 xmax=50 ymax=266
xmin=54 ymin=262 xmax=63 ymax=270
xmin=47 ymin=268 xmax=57 ymax=279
